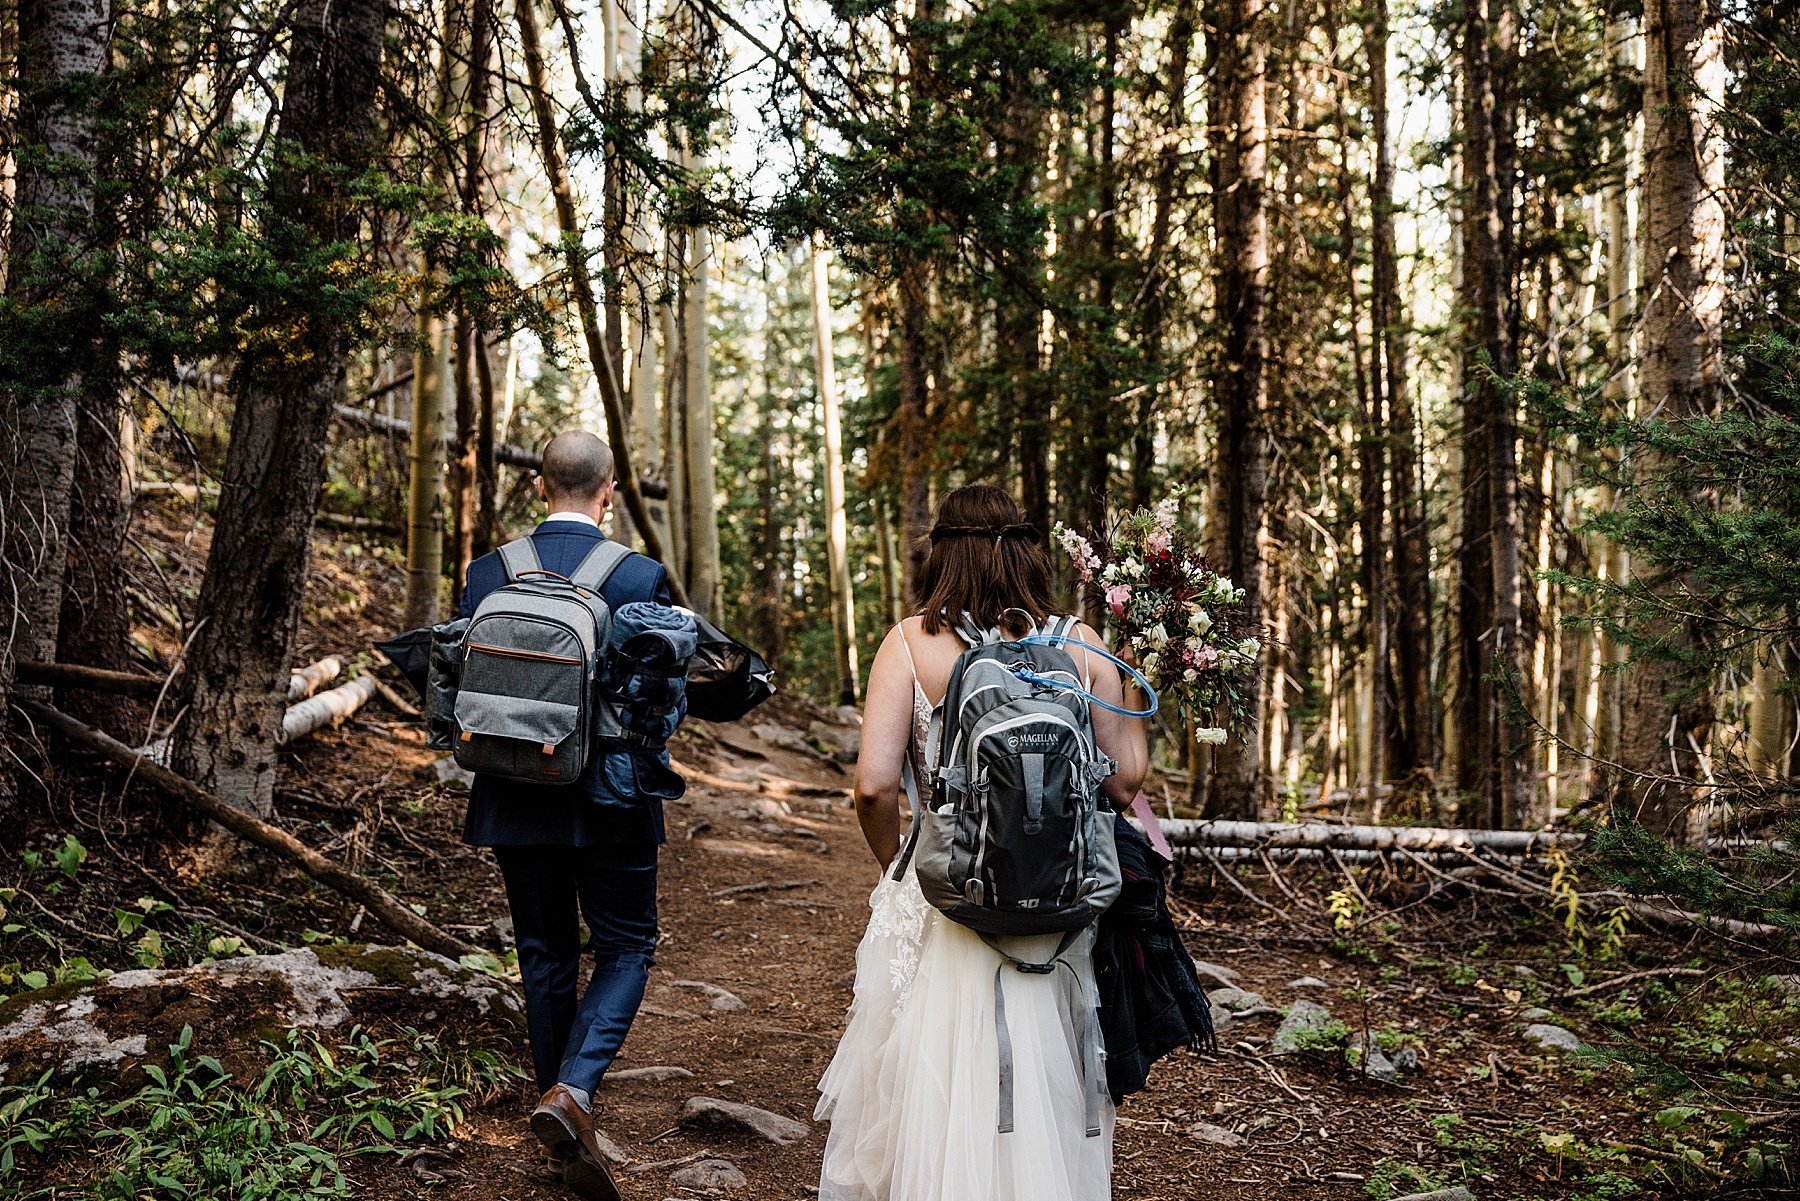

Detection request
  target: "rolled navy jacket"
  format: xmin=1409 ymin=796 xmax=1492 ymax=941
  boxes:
xmin=456 ymin=517 xmax=675 ymax=847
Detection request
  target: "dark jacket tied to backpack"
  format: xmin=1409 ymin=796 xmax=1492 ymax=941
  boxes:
xmin=1094 ymin=812 xmax=1217 ymax=1104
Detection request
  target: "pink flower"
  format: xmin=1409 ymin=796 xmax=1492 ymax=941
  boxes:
xmin=1144 ymin=527 xmax=1172 ymax=557
xmin=1105 ymin=584 xmax=1132 ymax=617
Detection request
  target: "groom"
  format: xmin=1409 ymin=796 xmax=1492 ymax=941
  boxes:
xmin=458 ymin=430 xmax=672 ymax=1200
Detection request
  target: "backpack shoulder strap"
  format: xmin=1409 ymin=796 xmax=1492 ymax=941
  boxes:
xmin=497 ymin=537 xmax=541 ymax=584
xmin=568 ymin=539 xmax=633 ymax=592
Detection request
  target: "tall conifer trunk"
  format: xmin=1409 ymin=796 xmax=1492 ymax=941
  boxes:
xmin=171 ymin=0 xmax=387 ymax=815
xmin=1614 ymin=0 xmax=1725 ymax=840
xmin=1203 ymin=0 xmax=1271 ymax=819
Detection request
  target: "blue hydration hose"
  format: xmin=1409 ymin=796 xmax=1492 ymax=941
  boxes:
xmin=1012 ymin=634 xmax=1160 ymax=719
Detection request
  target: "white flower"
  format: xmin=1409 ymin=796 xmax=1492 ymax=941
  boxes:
xmin=1145 ymin=623 xmax=1169 ymax=649
xmin=1183 ymin=667 xmax=1199 ymax=683
xmin=1193 ymin=727 xmax=1228 ymax=745
xmin=1239 ymin=637 xmax=1262 ymax=657
xmin=1140 ymin=652 xmax=1160 ymax=677
xmin=1122 ymin=558 xmax=1145 ymax=580
xmin=1188 ymin=608 xmax=1212 ymax=635
xmin=1185 ymin=635 xmax=1205 ymax=653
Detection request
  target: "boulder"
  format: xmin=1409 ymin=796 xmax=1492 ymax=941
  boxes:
xmin=1522 ymin=1023 xmax=1583 ymax=1053
xmin=1287 ymin=976 xmax=1330 ymax=990
xmin=1517 ymin=1006 xmax=1553 ymax=1021
xmin=679 ymin=1096 xmax=810 ymax=1146
xmin=1270 ymin=999 xmax=1337 ymax=1056
xmin=1345 ymin=1032 xmax=1398 ymax=1083
xmin=751 ymin=723 xmax=812 ymax=754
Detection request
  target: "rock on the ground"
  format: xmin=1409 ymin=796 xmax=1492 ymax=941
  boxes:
xmin=1287 ymin=976 xmax=1330 ymax=990
xmin=432 ymin=755 xmax=475 ymax=787
xmin=1517 ymin=1006 xmax=1553 ymax=1021
xmin=1190 ymin=960 xmax=1241 ymax=990
xmin=751 ymin=723 xmax=813 ymax=754
xmin=808 ymin=720 xmax=860 ymax=758
xmin=669 ymin=980 xmax=748 ymax=1012
xmin=680 ymin=1096 xmax=811 ymax=1146
xmin=1207 ymin=987 xmax=1266 ymax=1013
xmin=669 ymin=1158 xmax=748 ymax=1190
xmin=1763 ymin=973 xmax=1800 ymax=1001
xmin=1345 ymin=1033 xmax=1398 ymax=1083
xmin=608 ymin=1066 xmax=696 ymax=1084
xmin=1391 ymin=1045 xmax=1421 ymax=1073
xmin=1392 ymin=1189 xmax=1476 ymax=1201
xmin=1270 ymin=999 xmax=1337 ymax=1056
xmin=1186 ymin=1121 xmax=1246 ymax=1147
xmin=0 ymin=945 xmax=522 ymax=1081
xmin=744 ymin=797 xmax=791 ymax=821
xmin=1522 ymin=1023 xmax=1583 ymax=1053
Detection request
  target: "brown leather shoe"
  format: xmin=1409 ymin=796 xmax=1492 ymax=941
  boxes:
xmin=530 ymin=1085 xmax=622 ymax=1201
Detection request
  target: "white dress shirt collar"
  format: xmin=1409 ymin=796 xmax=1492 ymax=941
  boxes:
xmin=543 ymin=510 xmax=600 ymax=528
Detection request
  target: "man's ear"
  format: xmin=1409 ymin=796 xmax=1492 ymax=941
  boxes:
xmin=534 ymin=475 xmax=548 ymax=503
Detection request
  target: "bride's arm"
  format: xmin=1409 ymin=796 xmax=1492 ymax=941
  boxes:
xmin=1073 ymin=621 xmax=1150 ymax=807
xmin=851 ymin=623 xmax=914 ymax=869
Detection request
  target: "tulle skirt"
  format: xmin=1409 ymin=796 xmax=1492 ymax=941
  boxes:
xmin=815 ymin=872 xmax=1114 ymax=1201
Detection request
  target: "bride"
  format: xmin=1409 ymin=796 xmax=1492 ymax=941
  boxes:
xmin=816 ymin=484 xmax=1150 ymax=1201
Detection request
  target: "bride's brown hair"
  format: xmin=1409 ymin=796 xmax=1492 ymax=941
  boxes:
xmin=915 ymin=485 xmax=1060 ymax=636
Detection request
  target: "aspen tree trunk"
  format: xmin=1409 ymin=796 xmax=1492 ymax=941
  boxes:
xmin=1203 ymin=0 xmax=1272 ymax=820
xmin=403 ymin=0 xmax=463 ymax=628
xmin=1369 ymin=0 xmax=1434 ymax=779
xmin=618 ymin=0 xmax=667 ymax=553
xmin=1589 ymin=14 xmax=1639 ymax=802
xmin=680 ymin=174 xmax=720 ymax=620
xmin=1746 ymin=645 xmax=1788 ymax=780
xmin=1615 ymin=0 xmax=1725 ymax=840
xmin=661 ymin=262 xmax=686 ymax=575
xmin=171 ymin=0 xmax=386 ymax=815
xmin=404 ymin=318 xmax=450 ymax=629
xmin=513 ymin=0 xmax=682 ymax=600
xmin=811 ymin=234 xmax=859 ymax=705
xmin=0 ymin=0 xmax=112 ymax=734
xmin=897 ymin=263 xmax=933 ymax=606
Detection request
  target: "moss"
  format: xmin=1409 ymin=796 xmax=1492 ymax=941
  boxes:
xmin=312 ymin=943 xmax=419 ymax=987
xmin=0 ymin=976 xmax=97 ymax=1027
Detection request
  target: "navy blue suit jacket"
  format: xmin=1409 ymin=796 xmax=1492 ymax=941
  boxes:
xmin=457 ymin=519 xmax=673 ymax=847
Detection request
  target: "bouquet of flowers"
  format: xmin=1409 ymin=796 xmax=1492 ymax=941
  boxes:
xmin=1052 ymin=496 xmax=1261 ymax=744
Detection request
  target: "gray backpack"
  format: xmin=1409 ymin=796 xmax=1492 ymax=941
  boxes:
xmin=891 ymin=613 xmax=1120 ymax=1137
xmin=451 ymin=537 xmax=631 ymax=785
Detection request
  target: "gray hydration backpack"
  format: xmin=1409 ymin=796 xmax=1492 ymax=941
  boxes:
xmin=451 ymin=536 xmax=632 ymax=785
xmin=891 ymin=613 xmax=1120 ymax=1137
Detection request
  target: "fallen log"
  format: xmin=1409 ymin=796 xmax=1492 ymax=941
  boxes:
xmin=278 ymin=675 xmax=377 ymax=746
xmin=15 ymin=660 xmax=168 ymax=699
xmin=314 ymin=511 xmax=402 ymax=536
xmin=287 ymin=656 xmax=344 ymax=702
xmin=19 ymin=700 xmax=477 ymax=961
xmin=1159 ymin=817 xmax=1582 ymax=857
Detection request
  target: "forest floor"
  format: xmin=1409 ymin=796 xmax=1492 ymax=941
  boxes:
xmin=3 ymin=492 xmax=1795 ymax=1200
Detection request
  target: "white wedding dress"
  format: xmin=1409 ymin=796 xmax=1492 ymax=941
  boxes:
xmin=815 ymin=637 xmax=1114 ymax=1201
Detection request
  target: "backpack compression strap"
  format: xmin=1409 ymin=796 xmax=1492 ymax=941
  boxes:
xmin=567 ymin=539 xmax=633 ymax=593
xmin=497 ymin=537 xmax=542 ymax=583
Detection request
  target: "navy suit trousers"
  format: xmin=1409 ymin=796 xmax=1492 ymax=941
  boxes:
xmin=493 ymin=842 xmax=658 ymax=1095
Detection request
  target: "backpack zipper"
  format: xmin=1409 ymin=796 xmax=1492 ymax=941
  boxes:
xmin=465 ymin=642 xmax=583 ymax=665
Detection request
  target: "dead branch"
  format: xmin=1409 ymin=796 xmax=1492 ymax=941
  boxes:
xmin=20 ymin=700 xmax=478 ymax=961
xmin=15 ymin=660 xmax=168 ymax=698
xmin=1559 ymin=966 xmax=1710 ymax=998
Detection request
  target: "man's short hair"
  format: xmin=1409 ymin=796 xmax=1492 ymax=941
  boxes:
xmin=540 ymin=430 xmax=615 ymax=500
